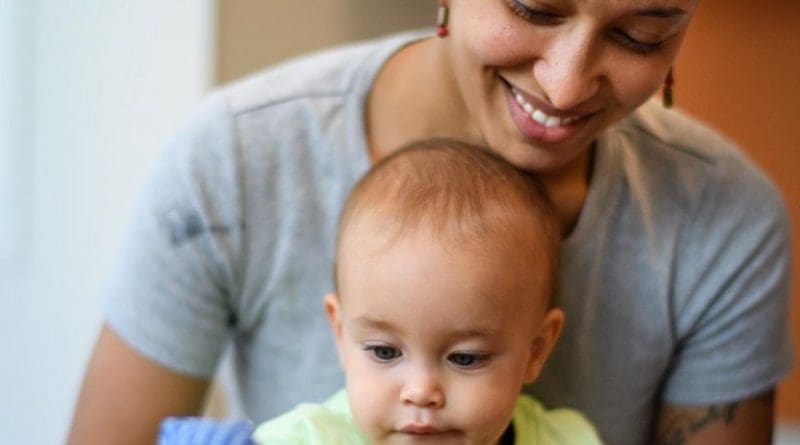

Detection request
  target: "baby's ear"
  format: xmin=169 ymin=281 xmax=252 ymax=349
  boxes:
xmin=323 ymin=293 xmax=343 ymax=336
xmin=323 ymin=293 xmax=345 ymax=363
xmin=524 ymin=308 xmax=564 ymax=383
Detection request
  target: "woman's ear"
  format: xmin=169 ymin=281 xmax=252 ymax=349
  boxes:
xmin=323 ymin=293 xmax=345 ymax=363
xmin=524 ymin=308 xmax=565 ymax=383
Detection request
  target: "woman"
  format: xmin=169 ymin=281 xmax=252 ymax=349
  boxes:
xmin=68 ymin=1 xmax=792 ymax=444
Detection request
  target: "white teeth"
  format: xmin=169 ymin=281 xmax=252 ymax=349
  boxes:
xmin=545 ymin=116 xmax=561 ymax=128
xmin=532 ymin=110 xmax=548 ymax=125
xmin=522 ymin=102 xmax=534 ymax=115
xmin=512 ymin=87 xmax=580 ymax=128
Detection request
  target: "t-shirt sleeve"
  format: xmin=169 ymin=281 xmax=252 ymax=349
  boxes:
xmin=663 ymin=152 xmax=794 ymax=404
xmin=102 ymin=91 xmax=244 ymax=377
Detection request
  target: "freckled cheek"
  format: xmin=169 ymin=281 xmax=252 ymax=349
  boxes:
xmin=462 ymin=25 xmax=545 ymax=69
xmin=611 ymin=66 xmax=668 ymax=107
xmin=604 ymin=48 xmax=677 ymax=105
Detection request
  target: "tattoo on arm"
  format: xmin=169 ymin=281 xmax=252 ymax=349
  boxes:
xmin=656 ymin=402 xmax=740 ymax=445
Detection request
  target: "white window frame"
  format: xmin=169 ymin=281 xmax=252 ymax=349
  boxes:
xmin=0 ymin=1 xmax=35 ymax=266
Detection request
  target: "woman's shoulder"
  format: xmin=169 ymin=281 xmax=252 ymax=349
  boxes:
xmin=618 ymin=100 xmax=744 ymax=167
xmin=611 ymin=100 xmax=780 ymax=201
xmin=219 ymin=30 xmax=430 ymax=117
xmin=155 ymin=31 xmax=430 ymax=185
xmin=591 ymin=101 xmax=789 ymax=262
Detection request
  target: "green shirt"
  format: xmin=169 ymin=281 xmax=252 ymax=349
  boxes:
xmin=252 ymin=390 xmax=602 ymax=444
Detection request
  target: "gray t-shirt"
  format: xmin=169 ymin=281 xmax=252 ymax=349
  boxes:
xmin=104 ymin=31 xmax=793 ymax=445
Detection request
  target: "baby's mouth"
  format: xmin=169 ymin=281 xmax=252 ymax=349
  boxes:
xmin=400 ymin=424 xmax=445 ymax=435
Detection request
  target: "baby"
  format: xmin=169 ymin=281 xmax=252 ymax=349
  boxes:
xmin=250 ymin=139 xmax=601 ymax=444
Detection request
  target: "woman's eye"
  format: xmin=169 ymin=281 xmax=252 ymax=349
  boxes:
xmin=613 ymin=30 xmax=664 ymax=55
xmin=448 ymin=353 xmax=488 ymax=369
xmin=505 ymin=0 xmax=561 ymax=24
xmin=365 ymin=345 xmax=401 ymax=362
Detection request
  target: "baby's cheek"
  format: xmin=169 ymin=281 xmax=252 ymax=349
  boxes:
xmin=455 ymin=384 xmax=520 ymax=441
xmin=346 ymin=376 xmax=392 ymax=440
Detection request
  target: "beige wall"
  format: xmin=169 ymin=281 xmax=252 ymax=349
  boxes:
xmin=216 ymin=0 xmax=432 ymax=84
xmin=215 ymin=0 xmax=800 ymax=422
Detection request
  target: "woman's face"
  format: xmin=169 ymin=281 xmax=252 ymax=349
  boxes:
xmin=442 ymin=0 xmax=699 ymax=174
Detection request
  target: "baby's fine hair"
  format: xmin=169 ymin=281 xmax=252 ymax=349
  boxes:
xmin=335 ymin=138 xmax=561 ymax=300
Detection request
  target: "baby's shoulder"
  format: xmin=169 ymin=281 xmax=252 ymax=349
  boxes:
xmin=513 ymin=394 xmax=604 ymax=444
xmin=251 ymin=390 xmax=368 ymax=445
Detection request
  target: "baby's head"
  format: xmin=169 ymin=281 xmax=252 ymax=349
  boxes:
xmin=324 ymin=139 xmax=564 ymax=445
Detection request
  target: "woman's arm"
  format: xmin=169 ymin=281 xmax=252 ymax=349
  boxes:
xmin=654 ymin=390 xmax=774 ymax=445
xmin=66 ymin=324 xmax=210 ymax=445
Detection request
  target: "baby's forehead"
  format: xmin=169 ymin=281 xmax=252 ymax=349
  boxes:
xmin=348 ymin=212 xmax=551 ymax=277
xmin=338 ymin=224 xmax=550 ymax=296
xmin=340 ymin=201 xmax=544 ymax=250
xmin=339 ymin=262 xmax=549 ymax=339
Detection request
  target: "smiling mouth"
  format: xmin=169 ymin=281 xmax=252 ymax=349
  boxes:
xmin=510 ymin=86 xmax=586 ymax=128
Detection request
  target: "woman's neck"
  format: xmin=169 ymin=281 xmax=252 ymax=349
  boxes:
xmin=365 ymin=37 xmax=479 ymax=163
xmin=365 ymin=37 xmax=592 ymax=237
xmin=539 ymin=146 xmax=594 ymax=238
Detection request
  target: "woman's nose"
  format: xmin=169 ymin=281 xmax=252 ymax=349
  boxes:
xmin=533 ymin=29 xmax=601 ymax=109
xmin=399 ymin=368 xmax=445 ymax=408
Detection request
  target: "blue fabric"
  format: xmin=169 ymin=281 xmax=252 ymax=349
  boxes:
xmin=158 ymin=417 xmax=254 ymax=445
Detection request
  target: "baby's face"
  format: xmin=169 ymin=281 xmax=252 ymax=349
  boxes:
xmin=326 ymin=229 xmax=562 ymax=445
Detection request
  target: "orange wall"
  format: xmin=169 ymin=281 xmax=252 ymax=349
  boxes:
xmin=675 ymin=0 xmax=800 ymax=420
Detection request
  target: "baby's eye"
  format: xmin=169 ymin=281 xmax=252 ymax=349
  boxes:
xmin=448 ymin=353 xmax=488 ymax=369
xmin=365 ymin=345 xmax=401 ymax=362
